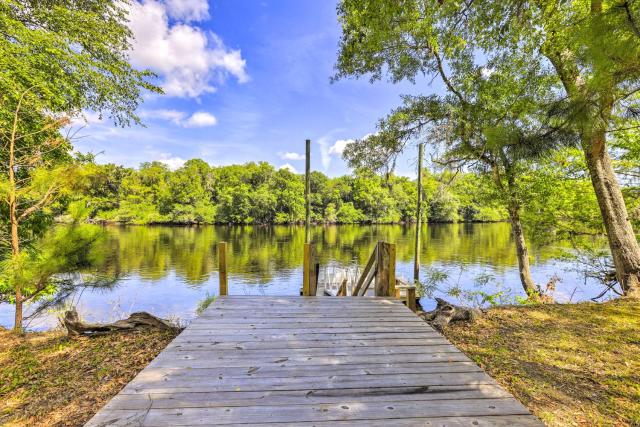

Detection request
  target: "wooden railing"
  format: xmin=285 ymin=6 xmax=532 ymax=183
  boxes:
xmin=352 ymin=241 xmax=396 ymax=297
xmin=351 ymin=242 xmax=417 ymax=312
xmin=221 ymin=239 xmax=416 ymax=311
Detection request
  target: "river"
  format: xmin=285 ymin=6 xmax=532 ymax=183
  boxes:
xmin=0 ymin=223 xmax=608 ymax=330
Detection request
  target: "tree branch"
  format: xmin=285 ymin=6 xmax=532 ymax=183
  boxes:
xmin=432 ymin=50 xmax=468 ymax=106
xmin=18 ymin=184 xmax=58 ymax=220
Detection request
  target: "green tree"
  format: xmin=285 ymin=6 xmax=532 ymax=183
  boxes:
xmin=334 ymin=1 xmax=576 ymax=297
xmin=335 ymin=0 xmax=640 ymax=297
xmin=272 ymin=168 xmax=305 ymax=223
xmin=217 ymin=184 xmax=253 ymax=224
xmin=336 ymin=202 xmax=366 ymax=223
xmin=0 ymin=0 xmax=160 ymax=331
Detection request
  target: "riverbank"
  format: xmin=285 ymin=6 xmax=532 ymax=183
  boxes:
xmin=443 ymin=299 xmax=640 ymax=426
xmin=61 ymin=217 xmax=506 ymax=226
xmin=0 ymin=327 xmax=178 ymax=426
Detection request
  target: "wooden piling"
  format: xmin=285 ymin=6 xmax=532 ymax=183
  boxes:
xmin=414 ymin=142 xmax=424 ymax=283
xmin=218 ymin=242 xmax=228 ymax=296
xmin=375 ymin=242 xmax=396 ymax=297
xmin=305 ymin=139 xmax=311 ymax=243
xmin=406 ymin=286 xmax=417 ymax=312
xmin=303 ymin=242 xmax=317 ymax=296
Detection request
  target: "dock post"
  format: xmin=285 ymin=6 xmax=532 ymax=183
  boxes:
xmin=305 ymin=138 xmax=311 ymax=243
xmin=375 ymin=242 xmax=396 ymax=297
xmin=303 ymin=243 xmax=317 ymax=296
xmin=406 ymin=286 xmax=417 ymax=312
xmin=218 ymin=242 xmax=228 ymax=296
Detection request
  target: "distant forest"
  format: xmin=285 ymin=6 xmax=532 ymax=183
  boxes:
xmin=75 ymin=159 xmax=509 ymax=225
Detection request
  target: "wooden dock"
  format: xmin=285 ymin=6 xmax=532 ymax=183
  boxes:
xmin=86 ymin=296 xmax=542 ymax=426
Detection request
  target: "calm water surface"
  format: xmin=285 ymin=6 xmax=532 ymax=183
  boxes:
xmin=0 ymin=224 xmax=607 ymax=330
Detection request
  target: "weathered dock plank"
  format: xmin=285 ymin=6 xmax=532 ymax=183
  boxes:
xmin=85 ymin=296 xmax=542 ymax=426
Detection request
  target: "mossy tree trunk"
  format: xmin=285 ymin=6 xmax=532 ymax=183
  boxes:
xmin=583 ymin=129 xmax=640 ymax=298
xmin=541 ymin=0 xmax=640 ymax=299
xmin=9 ymin=94 xmax=22 ymax=333
xmin=507 ymin=201 xmax=537 ymax=297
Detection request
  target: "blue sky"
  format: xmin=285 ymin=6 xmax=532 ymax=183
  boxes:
xmin=72 ymin=0 xmax=443 ymax=177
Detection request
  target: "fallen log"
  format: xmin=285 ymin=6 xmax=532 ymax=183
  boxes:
xmin=62 ymin=309 xmax=181 ymax=336
xmin=418 ymin=297 xmax=481 ymax=331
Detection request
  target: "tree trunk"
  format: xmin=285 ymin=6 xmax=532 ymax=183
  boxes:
xmin=496 ymin=165 xmax=539 ymax=298
xmin=63 ymin=309 xmax=180 ymax=336
xmin=507 ymin=202 xmax=538 ymax=297
xmin=14 ymin=287 xmax=23 ymax=333
xmin=10 ymin=199 xmax=22 ymax=332
xmin=419 ymin=297 xmax=482 ymax=331
xmin=9 ymin=106 xmax=22 ymax=332
xmin=583 ymin=130 xmax=640 ymax=298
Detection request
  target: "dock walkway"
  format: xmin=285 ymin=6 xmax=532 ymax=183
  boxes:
xmin=86 ymin=296 xmax=542 ymax=426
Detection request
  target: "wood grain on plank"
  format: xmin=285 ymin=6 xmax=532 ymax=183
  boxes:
xmin=84 ymin=296 xmax=542 ymax=427
xmin=133 ymin=398 xmax=533 ymax=425
xmin=104 ymin=384 xmax=512 ymax=410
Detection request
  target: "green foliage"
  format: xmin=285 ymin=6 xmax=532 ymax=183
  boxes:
xmin=336 ymin=202 xmax=365 ymax=224
xmin=195 ymin=293 xmax=216 ymax=316
xmin=0 ymin=0 xmax=160 ymax=125
xmin=80 ymin=160 xmax=509 ymax=225
xmin=0 ymin=0 xmax=160 ymax=328
xmin=428 ymin=185 xmax=459 ymax=223
xmin=520 ymin=148 xmax=603 ymax=242
xmin=334 ymin=0 xmax=640 ymax=296
xmin=0 ymin=223 xmax=105 ymax=305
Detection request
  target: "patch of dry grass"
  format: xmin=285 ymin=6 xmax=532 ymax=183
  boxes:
xmin=443 ymin=299 xmax=640 ymax=426
xmin=0 ymin=327 xmax=178 ymax=426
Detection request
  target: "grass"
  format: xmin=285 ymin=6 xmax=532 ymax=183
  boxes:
xmin=442 ymin=298 xmax=640 ymax=426
xmin=0 ymin=327 xmax=178 ymax=427
xmin=196 ymin=292 xmax=217 ymax=315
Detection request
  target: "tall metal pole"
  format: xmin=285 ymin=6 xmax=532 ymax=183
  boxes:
xmin=305 ymin=139 xmax=311 ymax=243
xmin=413 ymin=143 xmax=424 ymax=283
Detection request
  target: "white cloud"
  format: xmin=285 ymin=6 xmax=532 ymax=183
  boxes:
xmin=279 ymin=163 xmax=297 ymax=173
xmin=184 ymin=111 xmax=218 ymax=127
xmin=318 ymin=133 xmax=373 ymax=170
xmin=69 ymin=111 xmax=103 ymax=127
xmin=165 ymin=0 xmax=209 ymax=22
xmin=140 ymin=108 xmax=186 ymax=125
xmin=126 ymin=0 xmax=248 ymax=98
xmin=318 ymin=137 xmax=331 ymax=169
xmin=328 ymin=138 xmax=354 ymax=156
xmin=158 ymin=153 xmax=186 ymax=170
xmin=140 ymin=109 xmax=217 ymax=127
xmin=279 ymin=152 xmax=305 ymax=161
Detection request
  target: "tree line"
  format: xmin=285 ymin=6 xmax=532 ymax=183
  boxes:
xmin=78 ymin=159 xmax=509 ymax=225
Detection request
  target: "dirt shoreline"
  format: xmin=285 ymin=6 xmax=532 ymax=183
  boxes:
xmin=0 ymin=327 xmax=178 ymax=427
